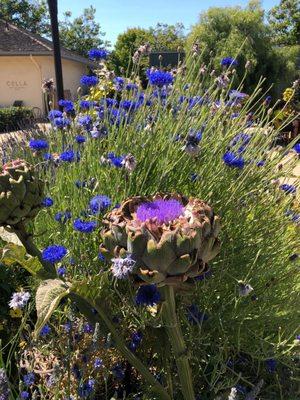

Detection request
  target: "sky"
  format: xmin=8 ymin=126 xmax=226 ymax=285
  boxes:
xmin=58 ymin=0 xmax=279 ymax=46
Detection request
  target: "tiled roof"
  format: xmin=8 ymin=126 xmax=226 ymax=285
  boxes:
xmin=0 ymin=19 xmax=94 ymax=66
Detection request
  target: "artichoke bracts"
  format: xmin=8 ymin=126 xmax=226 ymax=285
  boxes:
xmin=0 ymin=160 xmax=44 ymax=226
xmin=100 ymin=193 xmax=221 ymax=286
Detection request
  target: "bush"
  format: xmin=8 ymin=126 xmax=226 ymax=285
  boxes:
xmin=0 ymin=107 xmax=33 ymax=132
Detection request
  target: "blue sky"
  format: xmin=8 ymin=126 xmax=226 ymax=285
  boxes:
xmin=58 ymin=0 xmax=279 ymax=46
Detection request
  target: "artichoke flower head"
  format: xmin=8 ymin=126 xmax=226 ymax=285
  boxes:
xmin=0 ymin=159 xmax=44 ymax=226
xmin=100 ymin=193 xmax=221 ymax=286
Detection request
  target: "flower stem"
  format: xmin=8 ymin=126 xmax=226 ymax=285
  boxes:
xmin=161 ymin=285 xmax=195 ymax=400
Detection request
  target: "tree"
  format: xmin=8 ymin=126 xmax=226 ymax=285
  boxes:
xmin=268 ymin=0 xmax=300 ymax=46
xmin=59 ymin=6 xmax=108 ymax=57
xmin=149 ymin=22 xmax=186 ymax=51
xmin=0 ymin=0 xmax=49 ymax=35
xmin=186 ymin=1 xmax=298 ymax=94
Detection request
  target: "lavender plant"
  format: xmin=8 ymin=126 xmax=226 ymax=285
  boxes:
xmin=0 ymin=47 xmax=299 ymax=399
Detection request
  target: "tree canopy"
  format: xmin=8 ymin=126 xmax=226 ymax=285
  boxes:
xmin=268 ymin=0 xmax=300 ymax=46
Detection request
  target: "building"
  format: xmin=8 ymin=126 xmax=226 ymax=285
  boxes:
xmin=0 ymin=19 xmax=95 ymax=115
xmin=149 ymin=51 xmax=185 ymax=69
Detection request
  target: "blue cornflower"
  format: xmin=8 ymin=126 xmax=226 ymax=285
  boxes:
xmin=57 ymin=266 xmax=67 ymax=276
xmin=221 ymin=57 xmax=238 ymax=67
xmin=119 ymin=99 xmax=138 ymax=111
xmin=77 ymin=115 xmax=92 ymax=128
xmin=20 ymin=391 xmax=30 ymax=399
xmin=42 ymin=245 xmax=67 ymax=263
xmin=73 ymin=219 xmax=97 ymax=233
xmin=129 ymin=330 xmax=143 ymax=351
xmin=78 ymin=379 xmax=95 ymax=398
xmin=107 ymin=152 xmax=125 ymax=168
xmin=53 ymin=117 xmax=71 ymax=129
xmin=111 ymin=364 xmax=125 ymax=380
xmin=83 ymin=323 xmax=93 ymax=333
xmin=187 ymin=304 xmax=208 ymax=325
xmin=48 ymin=109 xmax=63 ymax=120
xmin=72 ymin=364 xmax=82 ymax=380
xmin=29 ymin=139 xmax=48 ymax=151
xmin=135 ymin=284 xmax=161 ymax=306
xmin=63 ymin=321 xmax=72 ymax=332
xmin=279 ymin=184 xmax=296 ymax=194
xmin=191 ymin=173 xmax=199 ymax=182
xmin=23 ymin=372 xmax=35 ymax=386
xmin=293 ymin=143 xmax=300 ymax=154
xmin=54 ymin=211 xmax=71 ymax=224
xmin=147 ymin=69 xmax=174 ymax=87
xmin=98 ymin=253 xmax=105 ymax=262
xmin=111 ymin=255 xmax=135 ymax=279
xmin=266 ymin=358 xmax=276 ymax=373
xmin=89 ymin=195 xmax=111 ymax=214
xmin=40 ymin=324 xmax=51 ymax=337
xmin=0 ymin=368 xmax=10 ymax=400
xmin=229 ymin=133 xmax=251 ymax=150
xmin=94 ymin=358 xmax=103 ymax=368
xmin=42 ymin=197 xmax=54 ymax=207
xmin=223 ymin=151 xmax=245 ymax=169
xmin=114 ymin=76 xmax=125 ymax=90
xmin=126 ymin=82 xmax=138 ymax=91
xmin=60 ymin=150 xmax=76 ymax=162
xmin=264 ymin=95 xmax=272 ymax=105
xmin=79 ymin=100 xmax=96 ymax=110
xmin=88 ymin=48 xmax=108 ymax=60
xmin=58 ymin=100 xmax=74 ymax=113
xmin=80 ymin=75 xmax=98 ymax=87
xmin=75 ymin=135 xmax=86 ymax=144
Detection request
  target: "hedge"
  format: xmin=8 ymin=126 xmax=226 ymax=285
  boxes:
xmin=0 ymin=107 xmax=34 ymax=132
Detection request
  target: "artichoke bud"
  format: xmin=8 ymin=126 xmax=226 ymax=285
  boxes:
xmin=0 ymin=160 xmax=44 ymax=226
xmin=100 ymin=194 xmax=221 ymax=286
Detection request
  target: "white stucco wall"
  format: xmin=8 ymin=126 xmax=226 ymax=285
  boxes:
xmin=0 ymin=55 xmax=88 ymax=114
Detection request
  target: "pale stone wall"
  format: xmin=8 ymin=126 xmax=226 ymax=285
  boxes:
xmin=0 ymin=55 xmax=88 ymax=114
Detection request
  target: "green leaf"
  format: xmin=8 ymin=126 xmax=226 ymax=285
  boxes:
xmin=71 ymin=272 xmax=110 ymax=303
xmin=35 ymin=279 xmax=70 ymax=337
xmin=1 ymin=243 xmax=46 ymax=277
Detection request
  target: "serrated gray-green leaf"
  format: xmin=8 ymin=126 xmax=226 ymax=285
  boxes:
xmin=35 ymin=279 xmax=70 ymax=337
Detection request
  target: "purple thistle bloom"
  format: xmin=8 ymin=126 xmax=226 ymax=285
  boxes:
xmin=73 ymin=219 xmax=97 ymax=233
xmin=0 ymin=368 xmax=10 ymax=400
xmin=9 ymin=291 xmax=30 ymax=309
xmin=111 ymin=255 xmax=135 ymax=279
xmin=136 ymin=199 xmax=184 ymax=224
xmin=29 ymin=139 xmax=48 ymax=151
xmin=221 ymin=57 xmax=238 ymax=67
xmin=40 ymin=324 xmax=51 ymax=337
xmin=223 ymin=151 xmax=245 ymax=169
xmin=279 ymin=184 xmax=296 ymax=194
xmin=147 ymin=69 xmax=174 ymax=87
xmin=42 ymin=197 xmax=54 ymax=207
xmin=42 ymin=245 xmax=67 ymax=263
xmin=88 ymin=48 xmax=108 ymax=60
xmin=135 ymin=284 xmax=161 ymax=306
xmin=80 ymin=75 xmax=98 ymax=87
xmin=60 ymin=150 xmax=76 ymax=162
xmin=89 ymin=195 xmax=111 ymax=214
xmin=23 ymin=372 xmax=35 ymax=386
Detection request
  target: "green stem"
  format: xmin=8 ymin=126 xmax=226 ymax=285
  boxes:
xmin=89 ymin=297 xmax=171 ymax=400
xmin=161 ymin=286 xmax=195 ymax=400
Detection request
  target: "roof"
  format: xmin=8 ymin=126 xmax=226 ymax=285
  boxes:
xmin=0 ymin=19 xmax=95 ymax=66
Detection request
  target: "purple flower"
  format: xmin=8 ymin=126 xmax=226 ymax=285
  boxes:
xmin=111 ymin=364 xmax=125 ymax=380
xmin=89 ymin=195 xmax=111 ymax=214
xmin=57 ymin=266 xmax=67 ymax=276
xmin=75 ymin=135 xmax=86 ymax=144
xmin=136 ymin=199 xmax=184 ymax=224
xmin=114 ymin=76 xmax=125 ymax=90
xmin=53 ymin=117 xmax=71 ymax=129
xmin=88 ymin=48 xmax=108 ymax=60
xmin=42 ymin=245 xmax=67 ymax=263
xmin=29 ymin=139 xmax=48 ymax=151
xmin=78 ymin=379 xmax=95 ymax=398
xmin=106 ymin=152 xmax=124 ymax=167
xmin=293 ymin=143 xmax=300 ymax=154
xmin=73 ymin=219 xmax=97 ymax=233
xmin=58 ymin=100 xmax=74 ymax=113
xmin=223 ymin=151 xmax=245 ymax=169
xmin=9 ymin=292 xmax=30 ymax=309
xmin=94 ymin=358 xmax=103 ymax=368
xmin=266 ymin=358 xmax=276 ymax=373
xmin=48 ymin=110 xmax=63 ymax=120
xmin=42 ymin=197 xmax=54 ymax=207
xmin=55 ymin=211 xmax=71 ymax=224
xmin=79 ymin=100 xmax=96 ymax=110
xmin=111 ymin=255 xmax=135 ymax=279
xmin=40 ymin=324 xmax=51 ymax=337
xmin=0 ymin=368 xmax=10 ymax=400
xmin=80 ymin=75 xmax=98 ymax=87
xmin=23 ymin=372 xmax=35 ymax=386
xmin=20 ymin=391 xmax=30 ymax=399
xmin=135 ymin=284 xmax=161 ymax=306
